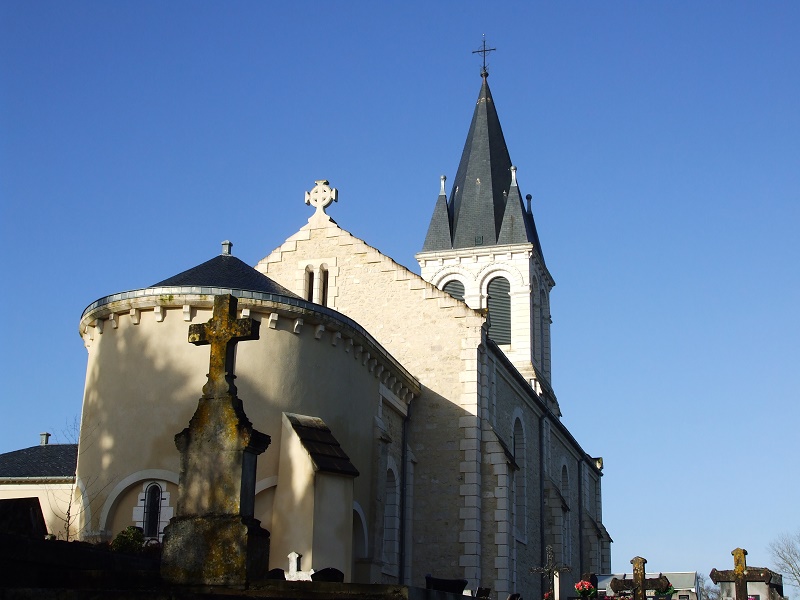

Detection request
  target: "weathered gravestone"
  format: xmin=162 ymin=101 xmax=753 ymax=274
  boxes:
xmin=710 ymin=548 xmax=774 ymax=600
xmin=161 ymin=294 xmax=271 ymax=585
xmin=610 ymin=557 xmax=671 ymax=600
xmin=531 ymin=544 xmax=571 ymax=600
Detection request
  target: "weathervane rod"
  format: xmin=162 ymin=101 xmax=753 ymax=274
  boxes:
xmin=472 ymin=34 xmax=496 ymax=76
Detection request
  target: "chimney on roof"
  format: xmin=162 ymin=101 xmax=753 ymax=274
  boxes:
xmin=221 ymin=240 xmax=233 ymax=256
xmin=40 ymin=432 xmax=51 ymax=446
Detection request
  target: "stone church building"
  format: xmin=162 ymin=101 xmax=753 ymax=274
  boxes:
xmin=65 ymin=69 xmax=611 ymax=598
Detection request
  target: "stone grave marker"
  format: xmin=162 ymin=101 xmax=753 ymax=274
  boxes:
xmin=531 ymin=544 xmax=571 ymax=600
xmin=710 ymin=548 xmax=773 ymax=600
xmin=161 ymin=294 xmax=271 ymax=586
xmin=610 ymin=557 xmax=671 ymax=600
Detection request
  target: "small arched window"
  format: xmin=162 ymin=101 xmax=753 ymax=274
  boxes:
xmin=383 ymin=468 xmax=399 ymax=574
xmin=143 ymin=483 xmax=162 ymax=539
xmin=513 ymin=419 xmax=526 ymax=537
xmin=305 ymin=268 xmax=315 ymax=302
xmin=442 ymin=280 xmax=465 ymax=301
xmin=539 ymin=289 xmax=547 ymax=365
xmin=320 ymin=266 xmax=329 ymax=306
xmin=560 ymin=465 xmax=571 ymax=565
xmin=487 ymin=277 xmax=511 ymax=344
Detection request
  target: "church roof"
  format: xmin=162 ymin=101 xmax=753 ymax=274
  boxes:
xmin=82 ymin=241 xmax=302 ymax=318
xmin=0 ymin=443 xmax=77 ymax=479
xmin=153 ymin=247 xmax=299 ymax=298
xmin=421 ymin=72 xmax=546 ymax=262
xmin=285 ymin=413 xmax=359 ymax=477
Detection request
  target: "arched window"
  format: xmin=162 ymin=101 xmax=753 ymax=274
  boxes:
xmin=513 ymin=419 xmax=526 ymax=537
xmin=442 ymin=280 xmax=465 ymax=301
xmin=539 ymin=289 xmax=547 ymax=366
xmin=487 ymin=277 xmax=511 ymax=345
xmin=382 ymin=468 xmax=399 ymax=574
xmin=320 ymin=266 xmax=329 ymax=306
xmin=531 ymin=277 xmax=538 ymax=356
xmin=560 ymin=465 xmax=571 ymax=565
xmin=305 ymin=267 xmax=315 ymax=302
xmin=143 ymin=483 xmax=162 ymax=539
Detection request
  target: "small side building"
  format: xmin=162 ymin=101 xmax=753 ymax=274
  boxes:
xmin=0 ymin=434 xmax=78 ymax=538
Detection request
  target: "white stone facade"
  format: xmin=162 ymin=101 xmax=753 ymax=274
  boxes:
xmin=256 ymin=198 xmax=610 ymax=597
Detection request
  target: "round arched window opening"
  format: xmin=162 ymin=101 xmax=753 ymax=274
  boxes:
xmin=143 ymin=483 xmax=162 ymax=539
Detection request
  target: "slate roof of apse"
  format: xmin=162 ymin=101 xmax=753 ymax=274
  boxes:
xmin=285 ymin=413 xmax=359 ymax=477
xmin=0 ymin=444 xmax=78 ymax=479
xmin=153 ymin=253 xmax=301 ymax=298
xmin=421 ymin=72 xmax=546 ymax=263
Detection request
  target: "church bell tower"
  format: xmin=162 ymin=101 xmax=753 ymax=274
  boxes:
xmin=415 ymin=65 xmax=556 ymax=393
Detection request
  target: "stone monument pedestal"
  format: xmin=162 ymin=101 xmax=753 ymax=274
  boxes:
xmin=161 ymin=514 xmax=269 ymax=585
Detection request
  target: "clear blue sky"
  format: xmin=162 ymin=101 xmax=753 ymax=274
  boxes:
xmin=2 ymin=0 xmax=798 ymax=584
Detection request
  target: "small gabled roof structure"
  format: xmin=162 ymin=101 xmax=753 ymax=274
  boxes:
xmin=421 ymin=70 xmax=545 ymax=262
xmin=285 ymin=413 xmax=359 ymax=477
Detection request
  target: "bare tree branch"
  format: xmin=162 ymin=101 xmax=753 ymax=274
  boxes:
xmin=769 ymin=530 xmax=800 ymax=591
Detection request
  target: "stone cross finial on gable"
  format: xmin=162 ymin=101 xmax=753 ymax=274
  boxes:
xmin=305 ymin=180 xmax=337 ymax=215
xmin=188 ymin=294 xmax=259 ymax=398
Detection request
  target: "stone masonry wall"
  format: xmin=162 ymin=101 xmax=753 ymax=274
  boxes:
xmin=257 ymin=218 xmax=486 ymax=588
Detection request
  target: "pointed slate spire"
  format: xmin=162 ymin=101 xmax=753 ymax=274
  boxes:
xmin=422 ymin=175 xmax=454 ymax=251
xmin=449 ymin=71 xmax=512 ymax=249
xmin=498 ymin=166 xmax=546 ymax=262
xmin=421 ymin=69 xmax=546 ymax=260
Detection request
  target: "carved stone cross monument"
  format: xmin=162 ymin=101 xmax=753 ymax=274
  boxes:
xmin=188 ymin=293 xmax=258 ymax=397
xmin=611 ymin=557 xmax=671 ymax=600
xmin=710 ymin=548 xmax=773 ymax=600
xmin=531 ymin=545 xmax=571 ymax=600
xmin=162 ymin=294 xmax=271 ymax=586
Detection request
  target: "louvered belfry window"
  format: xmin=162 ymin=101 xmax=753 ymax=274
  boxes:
xmin=487 ymin=277 xmax=511 ymax=345
xmin=442 ymin=280 xmax=465 ymax=301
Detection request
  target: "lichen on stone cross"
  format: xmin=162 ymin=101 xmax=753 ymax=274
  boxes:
xmin=610 ymin=557 xmax=671 ymax=600
xmin=188 ymin=294 xmax=259 ymax=397
xmin=304 ymin=179 xmax=338 ymax=215
xmin=710 ymin=548 xmax=774 ymax=600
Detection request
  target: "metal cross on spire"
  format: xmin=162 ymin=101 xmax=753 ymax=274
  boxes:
xmin=472 ymin=35 xmax=496 ymax=78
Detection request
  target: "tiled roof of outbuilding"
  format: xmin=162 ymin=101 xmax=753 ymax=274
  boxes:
xmin=0 ymin=444 xmax=77 ymax=479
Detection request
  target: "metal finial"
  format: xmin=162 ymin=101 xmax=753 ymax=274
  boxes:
xmin=472 ymin=34 xmax=496 ymax=78
xmin=440 ymin=175 xmax=447 ymax=195
xmin=510 ymin=165 xmax=517 ymax=186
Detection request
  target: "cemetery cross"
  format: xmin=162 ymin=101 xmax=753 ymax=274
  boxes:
xmin=610 ymin=557 xmax=671 ymax=600
xmin=531 ymin=545 xmax=571 ymax=598
xmin=710 ymin=548 xmax=773 ymax=600
xmin=188 ymin=293 xmax=259 ymax=398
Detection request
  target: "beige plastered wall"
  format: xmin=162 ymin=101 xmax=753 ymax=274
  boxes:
xmin=77 ymin=295 xmax=415 ymax=578
xmin=0 ymin=482 xmax=76 ymax=539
